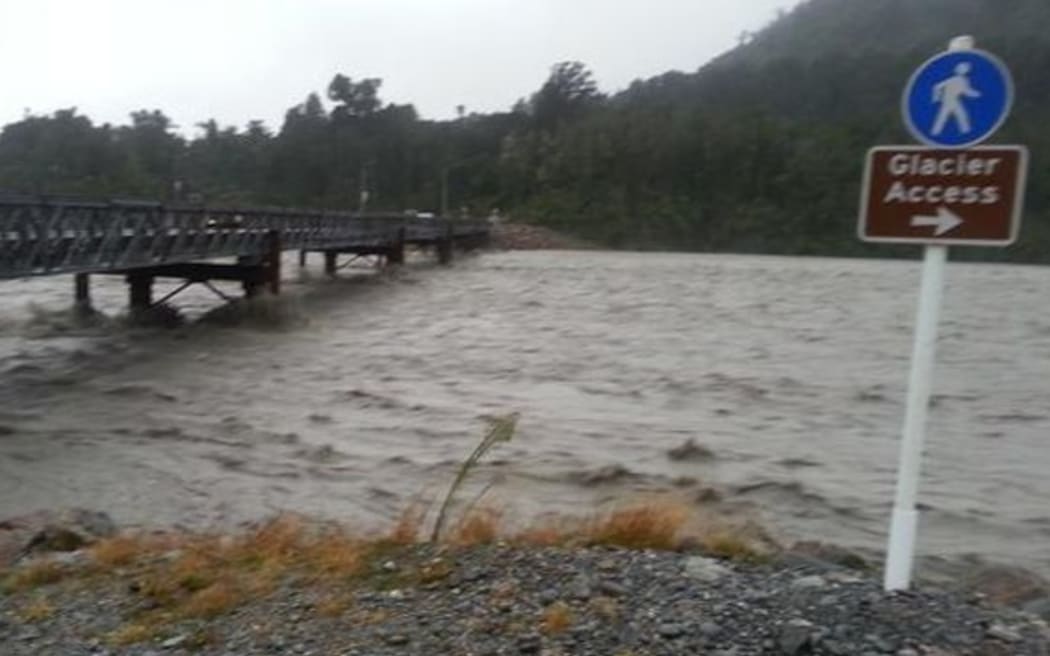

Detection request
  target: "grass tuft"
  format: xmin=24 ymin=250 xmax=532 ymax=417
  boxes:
xmin=186 ymin=628 xmax=219 ymax=649
xmin=89 ymin=534 xmax=168 ymax=569
xmin=584 ymin=502 xmax=688 ymax=551
xmin=541 ymin=601 xmax=574 ymax=634
xmin=118 ymin=515 xmax=365 ymax=622
xmin=431 ymin=413 xmax=518 ymax=542
xmin=309 ymin=534 xmax=365 ymax=579
xmin=353 ymin=608 xmax=391 ymax=626
xmin=389 ymin=505 xmax=425 ymax=545
xmin=2 ymin=560 xmax=67 ymax=593
xmin=182 ymin=579 xmax=241 ymax=619
xmin=514 ymin=520 xmax=575 ymax=548
xmin=590 ymin=596 xmax=620 ymax=621
xmin=416 ymin=558 xmax=454 ymax=585
xmin=702 ymin=532 xmax=766 ymax=563
xmin=315 ymin=594 xmax=353 ymax=618
xmin=447 ymin=507 xmax=503 ymax=547
xmin=17 ymin=598 xmax=56 ymax=622
xmin=106 ymin=622 xmax=161 ymax=646
xmin=235 ymin=515 xmax=306 ymax=564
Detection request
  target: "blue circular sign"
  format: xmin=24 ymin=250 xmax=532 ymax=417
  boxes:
xmin=902 ymin=48 xmax=1014 ymax=148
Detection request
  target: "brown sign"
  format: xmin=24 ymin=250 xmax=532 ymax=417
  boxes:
xmin=859 ymin=145 xmax=1027 ymax=246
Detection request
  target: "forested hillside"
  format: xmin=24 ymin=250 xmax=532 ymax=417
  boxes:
xmin=2 ymin=0 xmax=1048 ymax=261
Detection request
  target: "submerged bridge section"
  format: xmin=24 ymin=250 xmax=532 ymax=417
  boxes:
xmin=0 ymin=196 xmax=490 ymax=312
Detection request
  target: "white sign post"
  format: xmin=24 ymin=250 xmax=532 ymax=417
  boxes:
xmin=877 ymin=35 xmax=1021 ymax=591
xmin=883 ymin=242 xmax=946 ymax=591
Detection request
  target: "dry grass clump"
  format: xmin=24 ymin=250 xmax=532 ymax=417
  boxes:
xmin=416 ymin=557 xmax=454 ymax=584
xmin=181 ymin=579 xmax=241 ymax=620
xmin=513 ymin=513 xmax=585 ymax=548
xmin=17 ymin=598 xmax=56 ymax=622
xmin=541 ymin=601 xmax=574 ymax=634
xmin=1 ymin=560 xmax=67 ymax=593
xmin=306 ymin=533 xmax=366 ymax=578
xmin=315 ymin=593 xmax=353 ymax=618
xmin=352 ymin=608 xmax=391 ymax=626
xmin=447 ymin=507 xmax=503 ymax=547
xmin=87 ymin=515 xmax=367 ymax=644
xmin=89 ymin=534 xmax=175 ymax=569
xmin=511 ymin=501 xmax=691 ymax=551
xmin=584 ymin=501 xmax=689 ymax=551
xmin=702 ymin=531 xmax=765 ymax=563
xmin=514 ymin=523 xmax=573 ymax=547
xmin=509 ymin=499 xmax=772 ymax=561
xmin=148 ymin=516 xmax=361 ymax=598
xmin=590 ymin=596 xmax=620 ymax=621
xmin=221 ymin=515 xmax=364 ymax=581
xmin=490 ymin=579 xmax=517 ymax=601
xmin=83 ymin=516 xmax=373 ymax=645
xmin=388 ymin=505 xmax=426 ymax=545
xmin=106 ymin=621 xmax=161 ymax=646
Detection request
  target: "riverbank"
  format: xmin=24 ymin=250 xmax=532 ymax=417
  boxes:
xmin=2 ymin=507 xmax=1049 ymax=655
xmin=2 ymin=252 xmax=1049 ymax=584
xmin=488 ymin=221 xmax=592 ymax=250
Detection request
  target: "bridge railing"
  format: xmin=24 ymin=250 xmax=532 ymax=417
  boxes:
xmin=0 ymin=197 xmax=489 ymax=279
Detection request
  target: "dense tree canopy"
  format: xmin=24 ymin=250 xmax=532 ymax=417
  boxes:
xmin=1 ymin=0 xmax=1048 ymax=262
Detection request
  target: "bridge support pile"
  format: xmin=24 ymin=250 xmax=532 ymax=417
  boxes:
xmin=307 ymin=227 xmax=411 ymax=275
xmin=116 ymin=231 xmax=284 ymax=313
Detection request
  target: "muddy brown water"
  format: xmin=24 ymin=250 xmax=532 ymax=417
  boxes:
xmin=0 ymin=251 xmax=1047 ymax=575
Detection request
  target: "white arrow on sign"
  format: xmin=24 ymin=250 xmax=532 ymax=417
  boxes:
xmin=911 ymin=207 xmax=964 ymax=236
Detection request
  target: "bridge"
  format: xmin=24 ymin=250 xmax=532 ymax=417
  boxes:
xmin=0 ymin=195 xmax=490 ymax=313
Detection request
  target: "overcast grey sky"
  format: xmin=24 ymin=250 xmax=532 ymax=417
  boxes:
xmin=0 ymin=0 xmax=789 ymax=134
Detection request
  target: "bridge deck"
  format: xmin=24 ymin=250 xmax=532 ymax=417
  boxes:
xmin=0 ymin=197 xmax=489 ymax=280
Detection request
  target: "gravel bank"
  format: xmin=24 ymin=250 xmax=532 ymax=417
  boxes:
xmin=2 ymin=543 xmax=1048 ymax=655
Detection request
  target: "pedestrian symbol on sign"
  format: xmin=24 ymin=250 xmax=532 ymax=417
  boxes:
xmin=931 ymin=63 xmax=981 ymax=136
xmin=903 ymin=48 xmax=1013 ymax=148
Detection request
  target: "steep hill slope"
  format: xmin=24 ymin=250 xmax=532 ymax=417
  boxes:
xmin=722 ymin=0 xmax=1050 ymax=66
xmin=530 ymin=0 xmax=1050 ymax=259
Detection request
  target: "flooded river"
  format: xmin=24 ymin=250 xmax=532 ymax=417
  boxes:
xmin=0 ymin=251 xmax=1048 ymax=575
